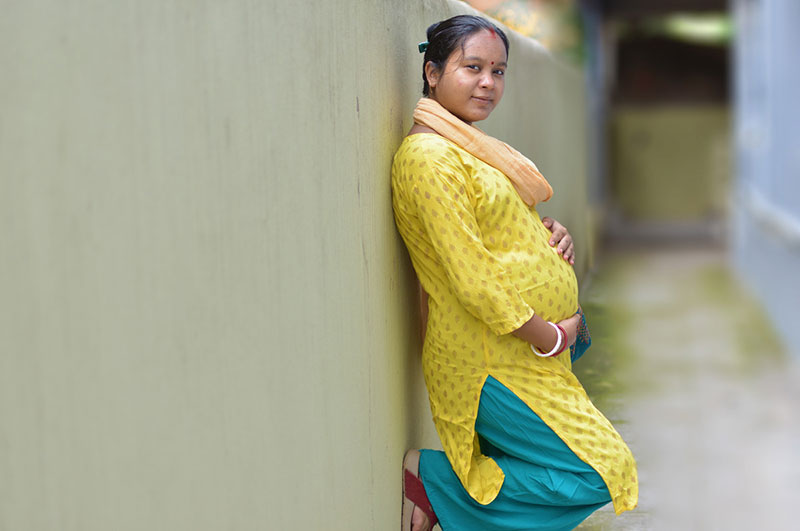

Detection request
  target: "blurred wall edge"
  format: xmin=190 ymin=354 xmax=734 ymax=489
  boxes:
xmin=0 ymin=1 xmax=592 ymax=529
xmin=732 ymin=0 xmax=800 ymax=356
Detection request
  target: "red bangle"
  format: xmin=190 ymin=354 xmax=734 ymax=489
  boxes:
xmin=552 ymin=324 xmax=568 ymax=357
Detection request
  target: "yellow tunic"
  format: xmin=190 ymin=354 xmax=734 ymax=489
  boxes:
xmin=391 ymin=133 xmax=638 ymax=514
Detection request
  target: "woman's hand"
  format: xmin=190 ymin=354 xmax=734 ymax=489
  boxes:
xmin=556 ymin=313 xmax=581 ymax=349
xmin=541 ymin=216 xmax=575 ymax=265
xmin=512 ymin=312 xmax=580 ymax=355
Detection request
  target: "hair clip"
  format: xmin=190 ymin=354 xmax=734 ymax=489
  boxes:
xmin=418 ymin=41 xmax=429 ymax=53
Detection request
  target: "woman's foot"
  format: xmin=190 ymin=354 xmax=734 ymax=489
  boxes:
xmin=402 ymin=450 xmax=438 ymax=531
xmin=411 ymin=505 xmax=432 ymax=531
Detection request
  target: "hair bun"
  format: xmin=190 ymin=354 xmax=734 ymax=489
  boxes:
xmin=426 ymin=22 xmax=440 ymax=40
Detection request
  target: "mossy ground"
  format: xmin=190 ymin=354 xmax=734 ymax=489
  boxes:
xmin=573 ymin=246 xmax=798 ymax=530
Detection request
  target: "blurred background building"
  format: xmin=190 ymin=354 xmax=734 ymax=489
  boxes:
xmin=731 ymin=0 xmax=800 ymax=356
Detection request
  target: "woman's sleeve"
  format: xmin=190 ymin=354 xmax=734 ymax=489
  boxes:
xmin=408 ymin=153 xmax=534 ymax=336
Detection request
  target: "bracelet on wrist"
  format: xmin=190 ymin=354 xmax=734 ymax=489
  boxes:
xmin=554 ymin=323 xmax=569 ymax=356
xmin=530 ymin=321 xmax=564 ymax=357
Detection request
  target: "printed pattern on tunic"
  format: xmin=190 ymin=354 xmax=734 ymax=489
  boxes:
xmin=391 ymin=134 xmax=638 ymax=514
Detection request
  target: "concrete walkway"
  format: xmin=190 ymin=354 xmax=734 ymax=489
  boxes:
xmin=575 ymin=246 xmax=800 ymax=531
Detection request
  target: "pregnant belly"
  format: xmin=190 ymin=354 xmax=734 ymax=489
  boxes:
xmin=519 ymin=265 xmax=579 ymax=322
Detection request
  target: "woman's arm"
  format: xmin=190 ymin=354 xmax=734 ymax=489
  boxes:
xmin=511 ymin=312 xmax=580 ymax=353
xmin=421 ymin=278 xmax=580 ymax=354
xmin=404 ymin=152 xmax=535 ymax=337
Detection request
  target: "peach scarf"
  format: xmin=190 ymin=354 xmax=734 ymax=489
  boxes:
xmin=413 ymin=97 xmax=552 ymax=206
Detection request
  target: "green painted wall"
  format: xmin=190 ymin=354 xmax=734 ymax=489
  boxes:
xmin=0 ymin=1 xmax=591 ymax=528
xmin=610 ymin=105 xmax=731 ymax=223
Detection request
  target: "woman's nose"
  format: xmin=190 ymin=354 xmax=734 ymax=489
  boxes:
xmin=479 ymin=72 xmax=494 ymax=88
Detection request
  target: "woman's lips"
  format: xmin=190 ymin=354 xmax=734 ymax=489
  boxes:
xmin=472 ymin=96 xmax=493 ymax=104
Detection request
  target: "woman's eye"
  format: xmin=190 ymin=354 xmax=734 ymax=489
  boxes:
xmin=467 ymin=65 xmax=480 ymax=71
xmin=494 ymin=69 xmax=505 ymax=76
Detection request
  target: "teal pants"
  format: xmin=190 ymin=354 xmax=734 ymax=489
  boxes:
xmin=419 ymin=376 xmax=611 ymax=531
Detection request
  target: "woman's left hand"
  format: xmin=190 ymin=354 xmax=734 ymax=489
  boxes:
xmin=541 ymin=217 xmax=575 ymax=265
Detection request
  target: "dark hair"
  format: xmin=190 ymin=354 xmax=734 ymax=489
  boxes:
xmin=421 ymin=15 xmax=510 ymax=96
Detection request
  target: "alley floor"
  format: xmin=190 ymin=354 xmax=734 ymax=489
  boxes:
xmin=575 ymin=245 xmax=800 ymax=531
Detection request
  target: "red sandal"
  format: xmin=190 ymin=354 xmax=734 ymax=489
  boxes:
xmin=401 ymin=450 xmax=439 ymax=530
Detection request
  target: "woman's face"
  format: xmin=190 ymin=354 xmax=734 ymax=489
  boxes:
xmin=427 ymin=29 xmax=507 ymax=124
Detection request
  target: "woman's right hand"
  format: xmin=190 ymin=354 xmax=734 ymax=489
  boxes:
xmin=556 ymin=313 xmax=582 ymax=349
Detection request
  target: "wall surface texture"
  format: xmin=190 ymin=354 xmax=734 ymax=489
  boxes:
xmin=611 ymin=105 xmax=731 ymax=223
xmin=733 ymin=0 xmax=800 ymax=355
xmin=0 ymin=1 xmax=591 ymax=529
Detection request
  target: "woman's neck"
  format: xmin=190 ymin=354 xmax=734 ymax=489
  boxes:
xmin=407 ymin=123 xmax=438 ymax=137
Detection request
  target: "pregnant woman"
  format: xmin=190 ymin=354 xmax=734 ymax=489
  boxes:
xmin=392 ymin=15 xmax=638 ymax=531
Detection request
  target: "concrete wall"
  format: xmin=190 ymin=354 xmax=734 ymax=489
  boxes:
xmin=733 ymin=0 xmax=800 ymax=355
xmin=0 ymin=1 xmax=591 ymax=529
xmin=610 ymin=105 xmax=731 ymax=224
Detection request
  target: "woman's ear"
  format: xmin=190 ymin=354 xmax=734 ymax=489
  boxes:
xmin=425 ymin=61 xmax=440 ymax=91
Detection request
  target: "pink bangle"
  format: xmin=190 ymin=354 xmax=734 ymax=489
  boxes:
xmin=553 ymin=324 xmax=568 ymax=357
